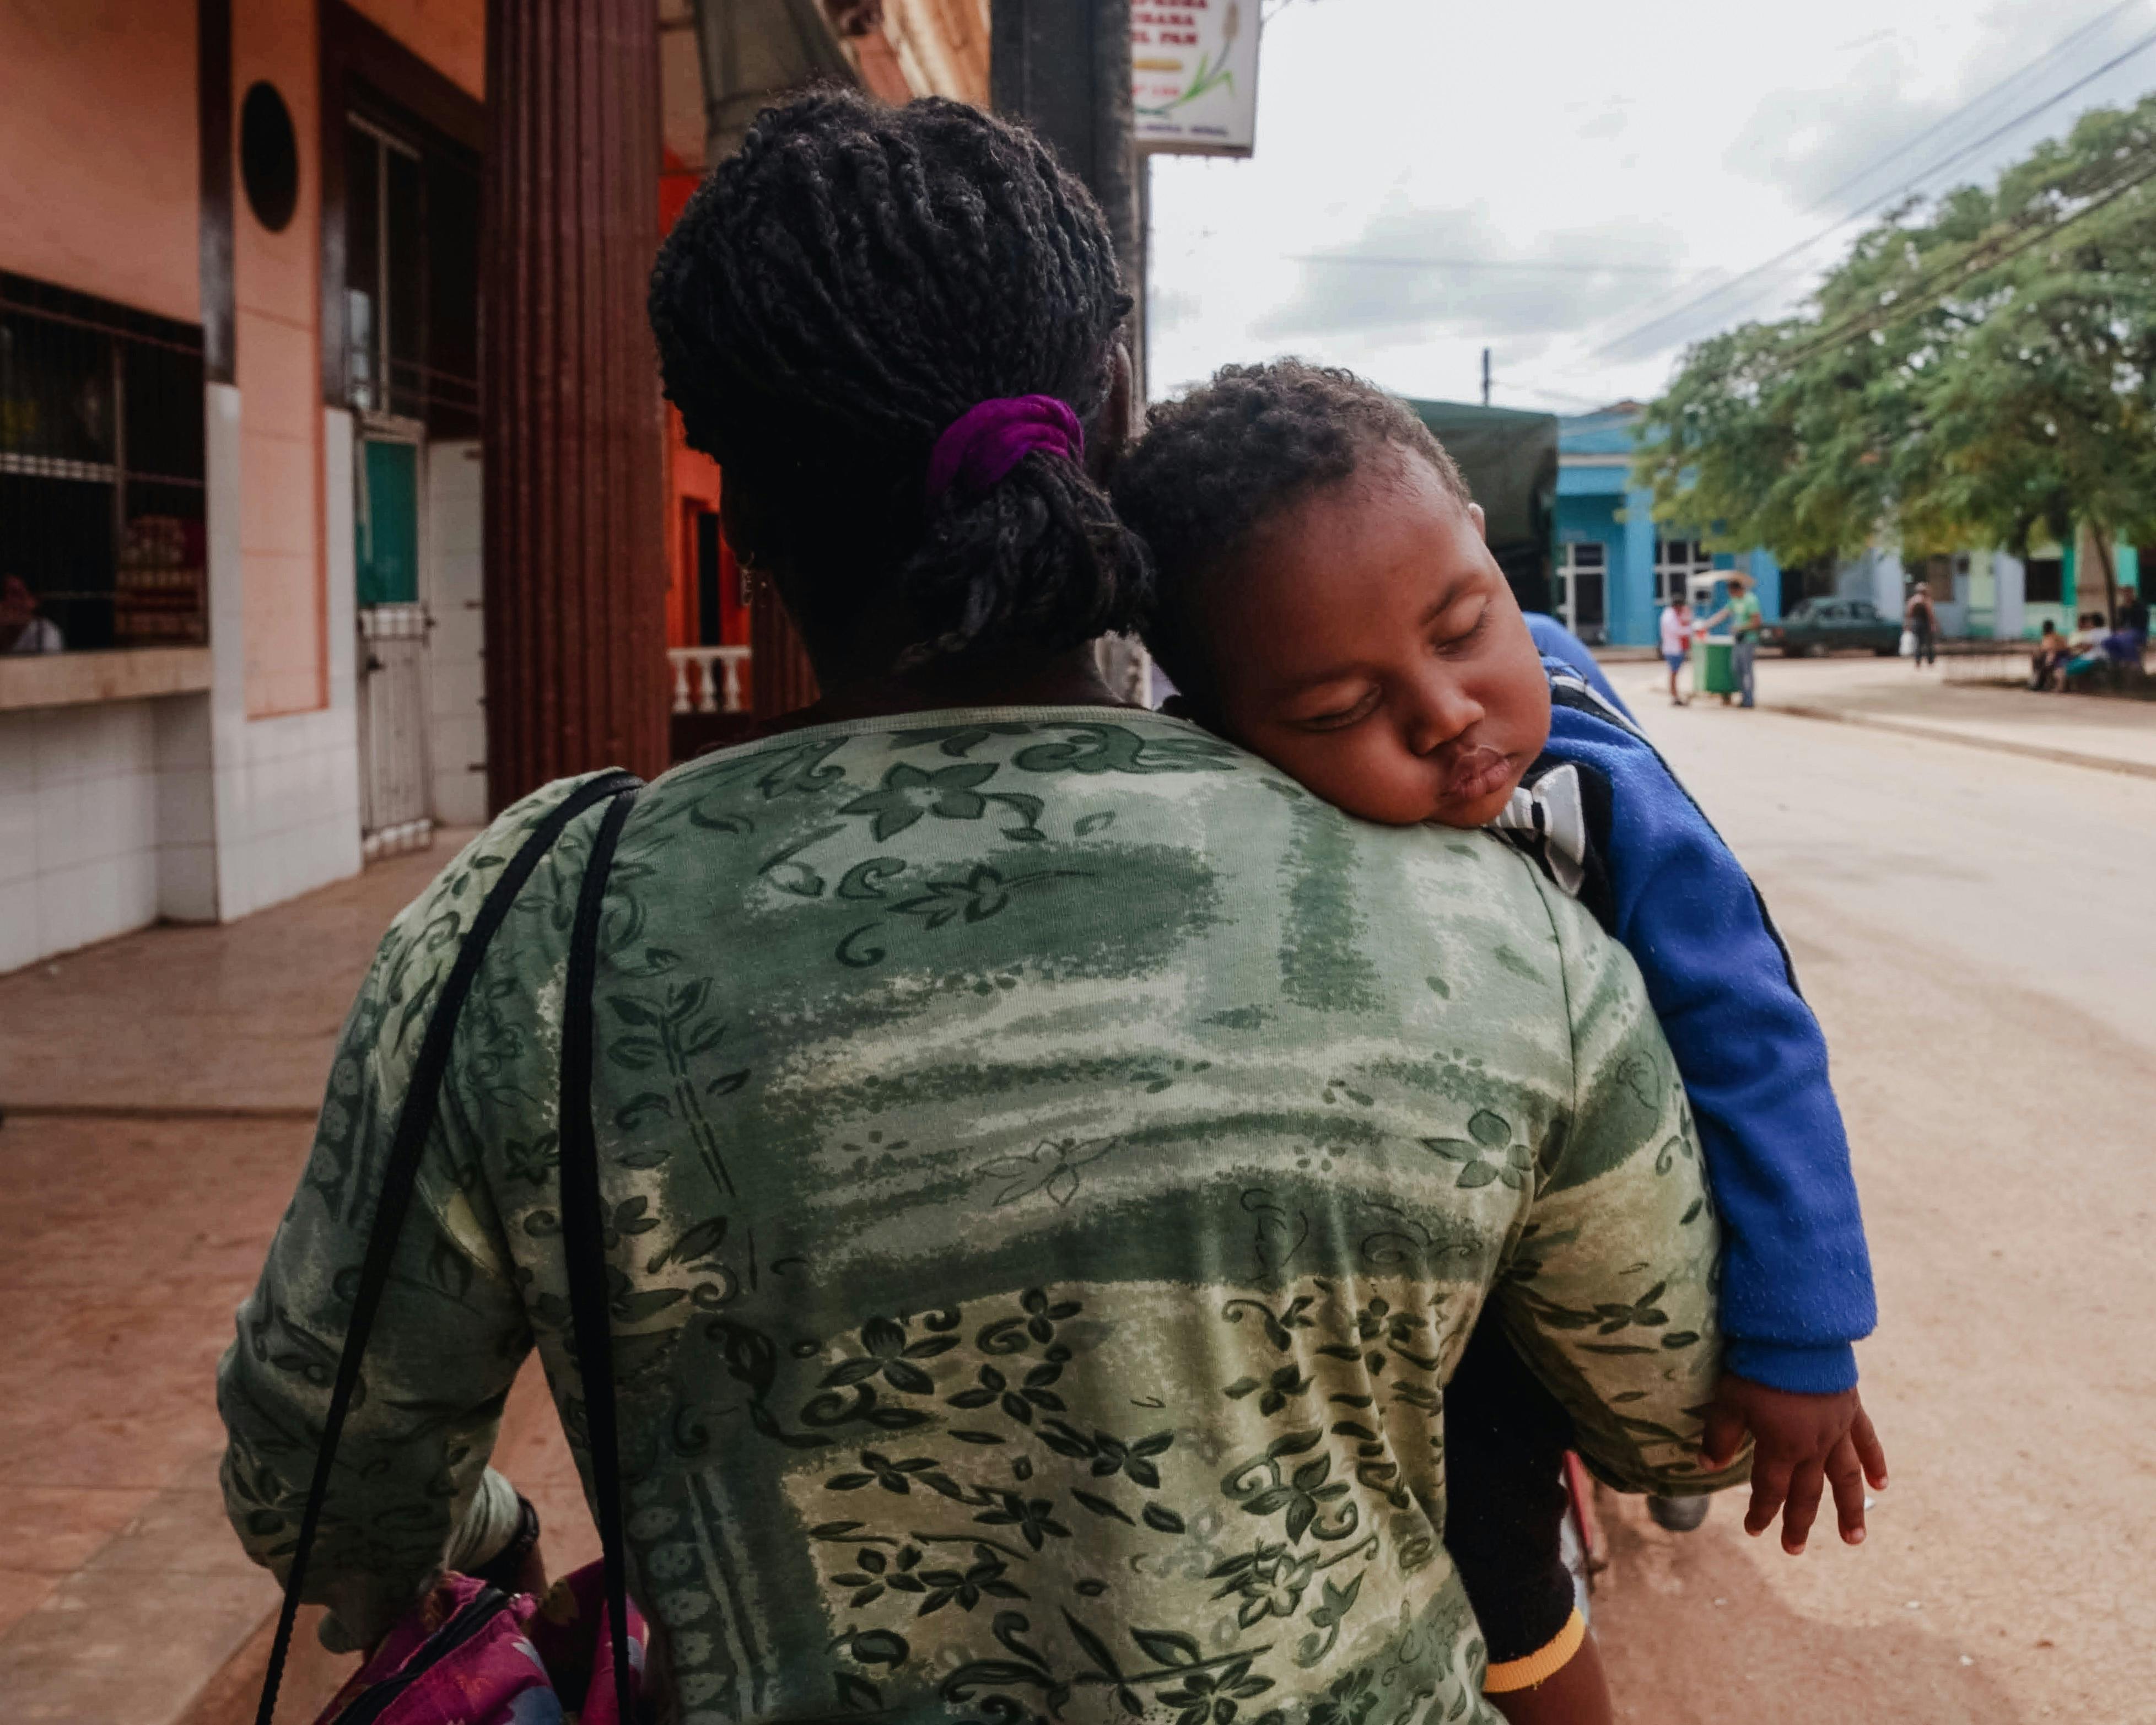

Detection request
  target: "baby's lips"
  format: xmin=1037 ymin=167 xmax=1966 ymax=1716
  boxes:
xmin=1440 ymin=747 xmax=1514 ymax=804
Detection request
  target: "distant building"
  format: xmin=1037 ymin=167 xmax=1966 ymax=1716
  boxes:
xmin=1551 ymin=402 xmax=2154 ymax=645
xmin=1552 ymin=402 xmax=1781 ymax=647
xmin=0 ymin=0 xmax=989 ymax=976
xmin=1891 ymin=532 xmax=2140 ymax=642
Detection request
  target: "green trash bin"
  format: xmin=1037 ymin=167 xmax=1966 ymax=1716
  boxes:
xmin=1692 ymin=634 xmax=1737 ymax=699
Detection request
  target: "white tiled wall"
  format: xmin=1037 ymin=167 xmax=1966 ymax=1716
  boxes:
xmin=203 ymin=392 xmax=364 ymax=923
xmin=153 ymin=693 xmax=217 ymax=923
xmin=0 ymin=698 xmax=199 ymax=973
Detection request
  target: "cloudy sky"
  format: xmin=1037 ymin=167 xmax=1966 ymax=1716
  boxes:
xmin=1144 ymin=0 xmax=2156 ymax=412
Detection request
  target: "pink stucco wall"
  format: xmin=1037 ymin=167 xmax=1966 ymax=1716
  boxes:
xmin=0 ymin=2 xmax=200 ymax=323
xmin=233 ymin=0 xmax=327 ymax=718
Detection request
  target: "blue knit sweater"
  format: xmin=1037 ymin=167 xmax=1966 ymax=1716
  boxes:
xmin=1495 ymin=664 xmax=1878 ymax=1394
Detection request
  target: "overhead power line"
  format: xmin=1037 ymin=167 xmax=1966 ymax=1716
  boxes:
xmin=1772 ymin=140 xmax=2156 ymax=371
xmin=1493 ymin=379 xmax=1613 ymax=408
xmin=1793 ymin=0 xmax=2147 ymax=219
xmin=1287 ymin=254 xmax=1702 ymax=276
xmin=1592 ymin=2 xmax=2156 ymax=360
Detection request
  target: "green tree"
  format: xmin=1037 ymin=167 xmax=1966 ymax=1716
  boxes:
xmin=1636 ymin=95 xmax=2156 ymax=616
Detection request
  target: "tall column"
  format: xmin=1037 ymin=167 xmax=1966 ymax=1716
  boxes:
xmin=483 ymin=0 xmax=670 ymax=809
xmin=1621 ymin=487 xmax=1658 ymax=648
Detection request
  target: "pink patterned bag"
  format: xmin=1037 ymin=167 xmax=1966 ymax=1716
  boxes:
xmin=311 ymin=1567 xmax=645 ymax=1725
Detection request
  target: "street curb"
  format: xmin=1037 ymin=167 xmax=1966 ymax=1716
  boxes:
xmin=1771 ymin=703 xmax=2156 ymax=781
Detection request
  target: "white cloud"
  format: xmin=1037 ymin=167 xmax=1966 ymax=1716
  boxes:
xmin=1252 ymin=201 xmax=1693 ymax=343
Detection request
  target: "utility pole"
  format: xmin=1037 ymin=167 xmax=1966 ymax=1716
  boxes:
xmin=990 ymin=1 xmax=1143 ymax=385
xmin=992 ymin=0 xmax=1151 ymax=706
xmin=1481 ymin=346 xmax=1491 ymax=407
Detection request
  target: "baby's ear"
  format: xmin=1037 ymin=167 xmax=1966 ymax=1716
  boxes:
xmin=1468 ymin=502 xmax=1487 ymax=541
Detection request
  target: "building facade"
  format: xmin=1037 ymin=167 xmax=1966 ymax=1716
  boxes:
xmin=1552 ymin=403 xmax=1781 ymax=648
xmin=1552 ymin=403 xmax=2147 ymax=646
xmin=1 ymin=0 xmax=990 ymax=975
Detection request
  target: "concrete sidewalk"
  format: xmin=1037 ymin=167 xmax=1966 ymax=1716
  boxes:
xmin=0 ymin=835 xmax=598 ymax=1725
xmin=1598 ymin=650 xmax=2156 ymax=778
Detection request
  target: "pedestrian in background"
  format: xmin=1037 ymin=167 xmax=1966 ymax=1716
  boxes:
xmin=2119 ymin=586 xmax=2149 ymax=649
xmin=1904 ymin=583 xmax=1938 ymax=669
xmin=1659 ymin=592 xmax=1694 ymax=706
xmin=1703 ymin=572 xmax=1763 ymax=708
xmin=1 ymin=575 xmax=62 ymax=654
xmin=2031 ymin=618 xmax=2068 ymax=689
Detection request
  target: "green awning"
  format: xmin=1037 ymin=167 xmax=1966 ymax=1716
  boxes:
xmin=1401 ymin=397 xmax=1557 ymax=616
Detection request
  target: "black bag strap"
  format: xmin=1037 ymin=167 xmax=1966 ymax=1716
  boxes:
xmin=558 ymin=782 xmax=643 ymax=1725
xmin=255 ymin=769 xmax=643 ymax=1725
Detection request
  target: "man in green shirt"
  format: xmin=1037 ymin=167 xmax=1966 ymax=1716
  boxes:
xmin=1706 ymin=573 xmax=1764 ymax=708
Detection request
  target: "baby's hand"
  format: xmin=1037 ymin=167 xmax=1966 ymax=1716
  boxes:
xmin=1701 ymin=1373 xmax=1887 ymax=1555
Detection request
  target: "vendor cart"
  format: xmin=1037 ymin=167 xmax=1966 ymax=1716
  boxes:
xmin=1687 ymin=571 xmax=1740 ymax=702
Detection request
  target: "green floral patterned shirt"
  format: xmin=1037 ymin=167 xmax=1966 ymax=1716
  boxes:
xmin=219 ymin=707 xmax=1738 ymax=1725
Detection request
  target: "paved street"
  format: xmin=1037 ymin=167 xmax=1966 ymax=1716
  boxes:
xmin=1591 ymin=660 xmax=2156 ymax=1724
xmin=1 ymin=664 xmax=2149 ymax=1723
xmin=0 ymin=839 xmax=601 ymax=1725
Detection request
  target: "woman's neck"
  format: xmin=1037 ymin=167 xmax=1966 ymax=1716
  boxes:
xmin=758 ymin=643 xmax=1128 ymax=736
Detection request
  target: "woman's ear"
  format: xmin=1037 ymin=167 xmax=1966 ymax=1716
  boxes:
xmin=1088 ymin=337 xmax=1139 ymax=485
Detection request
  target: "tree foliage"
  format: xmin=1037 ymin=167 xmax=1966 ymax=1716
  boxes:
xmin=1635 ymin=95 xmax=2156 ymax=612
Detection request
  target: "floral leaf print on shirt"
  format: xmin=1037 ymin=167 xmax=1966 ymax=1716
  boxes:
xmin=602 ymin=979 xmax=748 ymax=1198
xmin=1421 ymin=1108 xmax=1535 ymax=1192
xmin=1010 ymin=723 xmax=1241 ymax=777
xmin=808 ymin=1276 xmax=1453 ymax=1721
xmin=979 ymin=1137 xmax=1116 ymax=1208
xmin=842 ymin=762 xmax=1047 ymax=844
xmin=886 ymin=723 xmax=1038 ymax=758
xmin=836 ymin=862 xmax=1090 ymax=968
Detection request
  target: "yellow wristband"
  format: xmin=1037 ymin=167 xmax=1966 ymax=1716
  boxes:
xmin=1481 ymin=1608 xmax=1587 ymax=1694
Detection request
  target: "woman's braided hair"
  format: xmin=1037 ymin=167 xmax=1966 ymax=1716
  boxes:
xmin=648 ymin=90 xmax=1150 ymax=669
xmin=1109 ymin=359 xmax=1470 ymax=704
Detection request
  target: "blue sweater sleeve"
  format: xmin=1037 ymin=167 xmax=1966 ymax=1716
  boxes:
xmin=1541 ymin=700 xmax=1877 ymax=1393
xmin=1524 ymin=613 xmax=1635 ymax=723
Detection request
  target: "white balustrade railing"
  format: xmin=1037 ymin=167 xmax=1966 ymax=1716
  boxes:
xmin=670 ymin=645 xmax=752 ymax=715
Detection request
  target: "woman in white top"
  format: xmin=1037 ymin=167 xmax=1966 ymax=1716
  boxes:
xmin=1659 ymin=596 xmax=1694 ymax=705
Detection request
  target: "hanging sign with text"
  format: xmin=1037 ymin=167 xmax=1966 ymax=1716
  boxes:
xmin=1133 ymin=1 xmax=1262 ymax=157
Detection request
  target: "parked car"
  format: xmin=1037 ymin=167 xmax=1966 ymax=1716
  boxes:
xmin=1762 ymin=596 xmax=1902 ymax=656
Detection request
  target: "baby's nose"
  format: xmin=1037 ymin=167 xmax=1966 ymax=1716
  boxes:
xmin=1405 ymin=678 xmax=1479 ymax=754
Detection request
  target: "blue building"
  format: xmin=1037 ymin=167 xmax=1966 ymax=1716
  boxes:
xmin=1553 ymin=404 xmax=1781 ymax=646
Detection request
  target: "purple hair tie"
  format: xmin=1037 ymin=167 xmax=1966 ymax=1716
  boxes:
xmin=925 ymin=395 xmax=1085 ymax=504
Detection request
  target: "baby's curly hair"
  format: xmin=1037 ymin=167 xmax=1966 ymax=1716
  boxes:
xmin=1110 ymin=360 xmax=1470 ymax=703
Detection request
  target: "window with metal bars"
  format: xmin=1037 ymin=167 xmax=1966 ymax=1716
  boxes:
xmin=343 ymin=112 xmax=479 ymax=437
xmin=0 ymin=272 xmax=207 ymax=654
xmin=1652 ymin=537 xmax=1716 ymax=608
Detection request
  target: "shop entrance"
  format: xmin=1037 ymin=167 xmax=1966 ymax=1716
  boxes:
xmin=342 ymin=106 xmax=482 ymax=854
xmin=354 ymin=419 xmax=430 ymax=856
xmin=1555 ymin=541 xmax=1607 ymax=644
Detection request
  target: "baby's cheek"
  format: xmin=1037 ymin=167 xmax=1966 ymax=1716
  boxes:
xmin=1318 ymin=742 xmax=1438 ymax=828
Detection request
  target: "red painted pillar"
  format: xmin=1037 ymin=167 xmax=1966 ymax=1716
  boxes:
xmin=482 ymin=0 xmax=670 ymax=807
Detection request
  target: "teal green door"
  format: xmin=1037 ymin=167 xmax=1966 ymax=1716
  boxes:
xmin=355 ymin=434 xmax=432 ymax=853
xmin=357 ymin=438 xmax=420 ymax=606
